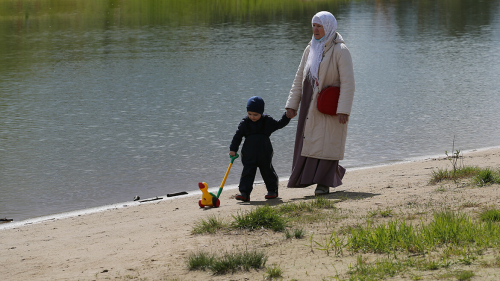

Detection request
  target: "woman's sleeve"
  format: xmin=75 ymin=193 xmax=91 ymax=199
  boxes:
xmin=336 ymin=45 xmax=355 ymax=115
xmin=285 ymin=46 xmax=309 ymax=110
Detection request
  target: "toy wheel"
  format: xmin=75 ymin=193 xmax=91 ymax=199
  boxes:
xmin=198 ymin=200 xmax=205 ymax=208
xmin=212 ymin=197 xmax=220 ymax=208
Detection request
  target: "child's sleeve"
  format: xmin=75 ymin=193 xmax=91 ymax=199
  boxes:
xmin=269 ymin=112 xmax=291 ymax=132
xmin=229 ymin=119 xmax=246 ymax=152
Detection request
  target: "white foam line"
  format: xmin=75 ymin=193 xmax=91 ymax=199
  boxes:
xmin=346 ymin=145 xmax=500 ymax=172
xmin=0 ymin=183 xmax=241 ymax=230
xmin=2 ymin=145 xmax=499 ymax=230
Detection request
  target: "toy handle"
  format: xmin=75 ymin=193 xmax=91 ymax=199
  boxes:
xmin=216 ymin=154 xmax=239 ymax=198
xmin=230 ymin=153 xmax=239 ymax=163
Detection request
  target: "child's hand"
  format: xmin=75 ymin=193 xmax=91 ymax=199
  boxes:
xmin=286 ymin=108 xmax=297 ymax=118
xmin=229 ymin=151 xmax=236 ymax=157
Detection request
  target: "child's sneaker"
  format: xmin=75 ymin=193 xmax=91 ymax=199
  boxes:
xmin=265 ymin=191 xmax=278 ymax=199
xmin=235 ymin=193 xmax=250 ymax=202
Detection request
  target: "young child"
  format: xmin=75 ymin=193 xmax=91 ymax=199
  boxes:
xmin=229 ymin=96 xmax=291 ymax=202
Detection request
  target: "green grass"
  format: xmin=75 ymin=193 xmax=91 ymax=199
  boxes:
xmin=455 ymin=270 xmax=475 ymax=280
xmin=430 ymin=166 xmax=500 ymax=185
xmin=232 ymin=205 xmax=287 ymax=232
xmin=430 ymin=166 xmax=481 ymax=184
xmin=347 ymin=256 xmax=405 ymax=280
xmin=187 ymin=250 xmax=267 ymax=274
xmin=348 ymin=210 xmax=500 ymax=254
xmin=367 ymin=207 xmax=394 ymax=218
xmin=187 ymin=251 xmax=215 ymax=271
xmin=285 ymin=228 xmax=305 ymax=239
xmin=191 ymin=197 xmax=339 ymax=234
xmin=480 ymin=209 xmax=500 ymax=222
xmin=474 ymin=168 xmax=500 ymax=186
xmin=187 ymin=167 xmax=500 ymax=279
xmin=231 ymin=197 xmax=338 ymax=232
xmin=437 ymin=270 xmax=475 ymax=280
xmin=349 ymin=219 xmax=423 ymax=253
xmin=313 ymin=231 xmax=345 ymax=256
xmin=264 ymin=264 xmax=283 ymax=279
xmin=191 ymin=215 xmax=226 ymax=234
xmin=308 ymin=196 xmax=337 ymax=209
xmin=380 ymin=207 xmax=393 ymax=217
xmin=275 ymin=196 xmax=336 ymax=217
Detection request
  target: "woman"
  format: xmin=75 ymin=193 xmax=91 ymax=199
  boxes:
xmin=285 ymin=11 xmax=355 ymax=195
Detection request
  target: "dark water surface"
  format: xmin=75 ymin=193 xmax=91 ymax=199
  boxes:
xmin=1 ymin=0 xmax=500 ymax=221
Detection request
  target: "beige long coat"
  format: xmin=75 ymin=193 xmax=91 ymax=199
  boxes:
xmin=285 ymin=32 xmax=355 ymax=160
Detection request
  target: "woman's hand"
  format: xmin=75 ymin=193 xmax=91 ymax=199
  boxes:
xmin=286 ymin=108 xmax=297 ymax=119
xmin=338 ymin=114 xmax=349 ymax=124
xmin=229 ymin=151 xmax=236 ymax=157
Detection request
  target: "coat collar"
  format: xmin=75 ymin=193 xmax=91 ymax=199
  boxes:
xmin=324 ymin=32 xmax=345 ymax=54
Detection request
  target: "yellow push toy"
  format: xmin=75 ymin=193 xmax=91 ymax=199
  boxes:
xmin=198 ymin=154 xmax=239 ymax=208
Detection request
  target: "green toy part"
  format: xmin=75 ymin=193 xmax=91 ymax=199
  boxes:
xmin=215 ymin=153 xmax=239 ymax=199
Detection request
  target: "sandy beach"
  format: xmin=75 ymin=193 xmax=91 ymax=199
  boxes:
xmin=1 ymin=147 xmax=500 ymax=280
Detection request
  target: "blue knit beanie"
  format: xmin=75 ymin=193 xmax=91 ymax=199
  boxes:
xmin=246 ymin=96 xmax=265 ymax=114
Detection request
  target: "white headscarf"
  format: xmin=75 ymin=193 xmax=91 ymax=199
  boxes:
xmin=304 ymin=11 xmax=338 ymax=89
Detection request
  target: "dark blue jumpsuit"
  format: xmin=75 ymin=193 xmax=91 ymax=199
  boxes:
xmin=230 ymin=112 xmax=291 ymax=196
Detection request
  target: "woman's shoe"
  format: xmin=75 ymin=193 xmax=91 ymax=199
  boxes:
xmin=314 ymin=184 xmax=330 ymax=195
xmin=265 ymin=191 xmax=278 ymax=199
xmin=235 ymin=193 xmax=250 ymax=202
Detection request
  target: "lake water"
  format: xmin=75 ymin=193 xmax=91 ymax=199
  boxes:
xmin=1 ymin=0 xmax=500 ymax=222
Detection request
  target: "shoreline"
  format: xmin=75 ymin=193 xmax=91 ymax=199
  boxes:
xmin=1 ymin=147 xmax=499 ymax=280
xmin=2 ymin=145 xmax=499 ymax=231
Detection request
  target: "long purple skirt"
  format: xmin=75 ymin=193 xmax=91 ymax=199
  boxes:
xmin=287 ymin=77 xmax=346 ymax=188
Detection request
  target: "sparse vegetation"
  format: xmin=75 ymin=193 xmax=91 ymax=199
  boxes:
xmin=349 ymin=210 xmax=500 ymax=255
xmin=187 ymin=161 xmax=500 ymax=279
xmin=285 ymin=228 xmax=305 ymax=239
xmin=347 ymin=255 xmax=405 ymax=280
xmin=191 ymin=215 xmax=226 ymax=234
xmin=232 ymin=205 xmax=287 ymax=232
xmin=313 ymin=231 xmax=345 ymax=256
xmin=474 ymin=168 xmax=500 ymax=186
xmin=480 ymin=209 xmax=500 ymax=222
xmin=188 ymin=250 xmax=267 ymax=274
xmin=430 ymin=166 xmax=480 ymax=184
xmin=264 ymin=263 xmax=283 ymax=279
xmin=191 ymin=197 xmax=340 ymax=235
xmin=430 ymin=165 xmax=500 ymax=186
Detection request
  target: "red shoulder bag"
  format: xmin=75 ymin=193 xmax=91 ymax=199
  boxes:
xmin=317 ymin=86 xmax=340 ymax=116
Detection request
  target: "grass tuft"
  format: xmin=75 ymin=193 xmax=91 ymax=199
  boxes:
xmin=232 ymin=205 xmax=286 ymax=232
xmin=187 ymin=251 xmax=215 ymax=271
xmin=430 ymin=166 xmax=500 ymax=186
xmin=187 ymin=250 xmax=267 ymax=274
xmin=455 ymin=270 xmax=475 ymax=281
xmin=430 ymin=166 xmax=480 ymax=184
xmin=474 ymin=168 xmax=500 ymax=186
xmin=275 ymin=197 xmax=336 ymax=217
xmin=285 ymin=228 xmax=305 ymax=239
xmin=348 ymin=210 xmax=500 ymax=254
xmin=480 ymin=209 xmax=500 ymax=222
xmin=264 ymin=264 xmax=283 ymax=279
xmin=192 ymin=215 xmax=226 ymax=234
xmin=309 ymin=196 xmax=337 ymax=209
xmin=293 ymin=228 xmax=305 ymax=238
xmin=347 ymin=256 xmax=404 ymax=280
